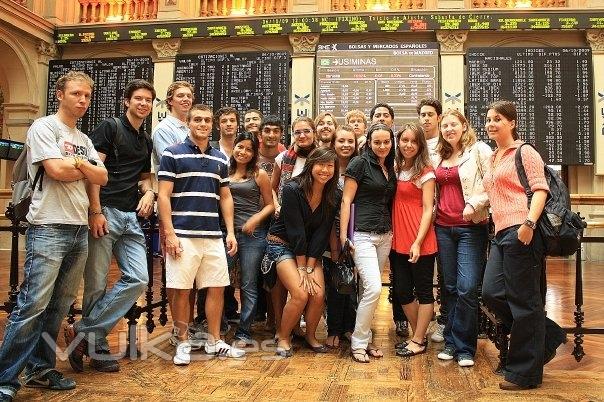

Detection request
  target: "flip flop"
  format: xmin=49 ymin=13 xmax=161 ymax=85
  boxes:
xmin=351 ymin=348 xmax=370 ymax=363
xmin=366 ymin=343 xmax=384 ymax=358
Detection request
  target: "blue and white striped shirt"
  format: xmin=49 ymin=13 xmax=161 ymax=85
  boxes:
xmin=158 ymin=137 xmax=229 ymax=238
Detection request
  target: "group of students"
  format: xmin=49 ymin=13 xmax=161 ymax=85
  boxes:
xmin=191 ymin=97 xmax=566 ymax=392
xmin=153 ymin=91 xmax=566 ymax=391
xmin=0 ymin=71 xmax=567 ymax=402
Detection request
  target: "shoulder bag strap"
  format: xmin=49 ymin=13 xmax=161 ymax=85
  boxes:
xmin=514 ymin=142 xmax=535 ymax=209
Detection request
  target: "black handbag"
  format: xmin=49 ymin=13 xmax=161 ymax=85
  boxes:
xmin=261 ymin=253 xmax=277 ymax=291
xmin=332 ymin=240 xmax=356 ymax=295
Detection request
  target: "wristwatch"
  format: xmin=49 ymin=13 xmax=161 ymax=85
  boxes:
xmin=523 ymin=219 xmax=537 ymax=230
xmin=305 ymin=266 xmax=314 ymax=274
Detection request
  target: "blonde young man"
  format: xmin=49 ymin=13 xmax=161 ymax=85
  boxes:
xmin=345 ymin=109 xmax=367 ymax=150
xmin=0 ymin=71 xmax=107 ymax=401
xmin=152 ymin=81 xmax=194 ymax=169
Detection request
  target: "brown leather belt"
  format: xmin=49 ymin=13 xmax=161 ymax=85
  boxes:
xmin=266 ymin=234 xmax=289 ymax=246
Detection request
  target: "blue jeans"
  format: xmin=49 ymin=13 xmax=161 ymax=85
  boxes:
xmin=435 ymin=224 xmax=488 ymax=358
xmin=75 ymin=206 xmax=148 ymax=352
xmin=0 ymin=224 xmax=88 ymax=397
xmin=232 ymin=228 xmax=267 ymax=341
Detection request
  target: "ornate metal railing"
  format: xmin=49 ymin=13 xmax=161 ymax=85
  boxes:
xmin=78 ymin=0 xmax=159 ymax=23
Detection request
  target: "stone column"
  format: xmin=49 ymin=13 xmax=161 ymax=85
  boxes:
xmin=289 ymin=33 xmax=319 ymax=140
xmin=151 ymin=38 xmax=181 ymax=128
xmin=36 ymin=40 xmax=58 ymax=116
xmin=586 ymin=29 xmax=604 ymax=176
xmin=436 ymin=30 xmax=468 ymax=112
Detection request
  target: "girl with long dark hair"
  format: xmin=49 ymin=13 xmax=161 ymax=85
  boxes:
xmin=390 ymin=123 xmax=437 ymax=358
xmin=340 ymin=123 xmax=396 ymax=363
xmin=266 ymin=148 xmax=339 ymax=357
xmin=227 ymin=133 xmax=275 ymax=346
xmin=324 ymin=125 xmax=359 ymax=349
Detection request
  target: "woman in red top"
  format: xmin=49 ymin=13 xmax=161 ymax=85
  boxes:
xmin=390 ymin=122 xmax=437 ymax=358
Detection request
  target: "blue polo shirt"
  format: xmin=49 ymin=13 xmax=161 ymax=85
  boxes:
xmin=158 ymin=137 xmax=229 ymax=238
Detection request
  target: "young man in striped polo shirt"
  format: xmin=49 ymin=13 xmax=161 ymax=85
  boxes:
xmin=157 ymin=104 xmax=245 ymax=365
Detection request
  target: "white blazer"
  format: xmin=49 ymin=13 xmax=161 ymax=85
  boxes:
xmin=433 ymin=141 xmax=493 ymax=224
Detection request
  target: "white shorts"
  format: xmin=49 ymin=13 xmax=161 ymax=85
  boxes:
xmin=165 ymin=237 xmax=230 ymax=289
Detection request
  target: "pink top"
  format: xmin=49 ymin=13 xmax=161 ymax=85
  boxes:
xmin=482 ymin=140 xmax=549 ymax=235
xmin=392 ymin=167 xmax=438 ymax=255
xmin=435 ymin=165 xmax=469 ymax=227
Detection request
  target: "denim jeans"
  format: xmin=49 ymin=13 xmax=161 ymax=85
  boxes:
xmin=232 ymin=228 xmax=267 ymax=341
xmin=435 ymin=224 xmax=488 ymax=358
xmin=350 ymin=231 xmax=392 ymax=351
xmin=0 ymin=224 xmax=88 ymax=397
xmin=482 ymin=225 xmax=561 ymax=387
xmin=323 ymin=257 xmax=357 ymax=337
xmin=75 ymin=206 xmax=148 ymax=352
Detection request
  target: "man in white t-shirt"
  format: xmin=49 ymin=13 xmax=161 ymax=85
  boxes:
xmin=0 ymin=71 xmax=107 ymax=400
xmin=416 ymin=98 xmax=442 ymax=166
xmin=213 ymin=106 xmax=239 ymax=159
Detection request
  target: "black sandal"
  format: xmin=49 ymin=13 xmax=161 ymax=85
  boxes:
xmin=395 ymin=337 xmax=427 ymax=351
xmin=396 ymin=339 xmax=427 ymax=357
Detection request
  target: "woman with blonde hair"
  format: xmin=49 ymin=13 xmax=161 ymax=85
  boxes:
xmin=433 ymin=109 xmax=492 ymax=367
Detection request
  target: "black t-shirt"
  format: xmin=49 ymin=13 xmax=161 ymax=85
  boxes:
xmin=344 ymin=153 xmax=396 ymax=233
xmin=90 ymin=115 xmax=152 ymax=212
xmin=269 ymin=181 xmax=336 ymax=259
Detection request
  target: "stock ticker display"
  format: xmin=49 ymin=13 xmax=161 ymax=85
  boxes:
xmin=55 ymin=12 xmax=604 ymax=43
xmin=47 ymin=57 xmax=154 ymax=135
xmin=174 ymin=52 xmax=290 ymax=140
xmin=316 ymin=43 xmax=438 ymax=128
xmin=467 ymin=48 xmax=593 ymax=165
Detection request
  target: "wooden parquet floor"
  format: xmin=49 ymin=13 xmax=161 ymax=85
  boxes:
xmin=0 ymin=251 xmax=602 ymax=401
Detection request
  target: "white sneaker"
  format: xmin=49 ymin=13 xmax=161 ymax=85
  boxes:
xmin=205 ymin=340 xmax=245 ymax=358
xmin=437 ymin=346 xmax=455 ymax=361
xmin=458 ymin=356 xmax=475 ymax=367
xmin=173 ymin=341 xmax=191 ymax=365
xmin=431 ymin=323 xmax=445 ymax=343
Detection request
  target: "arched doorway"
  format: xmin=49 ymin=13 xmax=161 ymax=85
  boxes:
xmin=0 ymin=31 xmax=38 ymax=190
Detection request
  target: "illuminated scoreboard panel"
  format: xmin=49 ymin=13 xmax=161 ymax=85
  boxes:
xmin=46 ymin=57 xmax=153 ymax=135
xmin=316 ymin=43 xmax=439 ymax=130
xmin=55 ymin=13 xmax=604 ymax=43
xmin=174 ymin=52 xmax=290 ymax=141
xmin=467 ymin=48 xmax=593 ymax=165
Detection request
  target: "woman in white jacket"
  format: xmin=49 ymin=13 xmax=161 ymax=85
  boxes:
xmin=432 ymin=109 xmax=492 ymax=367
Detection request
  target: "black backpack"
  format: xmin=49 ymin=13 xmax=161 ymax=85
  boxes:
xmin=515 ymin=143 xmax=586 ymax=257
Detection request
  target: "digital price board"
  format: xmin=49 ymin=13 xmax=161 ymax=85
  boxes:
xmin=55 ymin=11 xmax=604 ymax=44
xmin=0 ymin=139 xmax=24 ymax=161
xmin=174 ymin=52 xmax=290 ymax=141
xmin=316 ymin=43 xmax=439 ymax=129
xmin=47 ymin=57 xmax=154 ymax=135
xmin=467 ymin=47 xmax=593 ymax=165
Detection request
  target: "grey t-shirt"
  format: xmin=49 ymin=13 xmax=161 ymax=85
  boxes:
xmin=26 ymin=114 xmax=104 ymax=225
